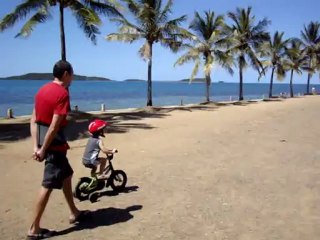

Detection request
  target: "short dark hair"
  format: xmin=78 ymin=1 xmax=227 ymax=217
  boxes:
xmin=53 ymin=60 xmax=73 ymax=79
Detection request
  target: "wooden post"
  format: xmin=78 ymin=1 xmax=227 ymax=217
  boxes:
xmin=101 ymin=103 xmax=106 ymax=112
xmin=7 ymin=108 xmax=13 ymax=118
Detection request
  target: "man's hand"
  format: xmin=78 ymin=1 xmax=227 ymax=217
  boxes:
xmin=32 ymin=148 xmax=45 ymax=162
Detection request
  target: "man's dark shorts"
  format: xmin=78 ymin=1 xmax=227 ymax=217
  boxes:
xmin=42 ymin=151 xmax=74 ymax=189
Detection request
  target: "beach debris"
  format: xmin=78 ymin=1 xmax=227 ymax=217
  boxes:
xmin=280 ymin=139 xmax=287 ymax=143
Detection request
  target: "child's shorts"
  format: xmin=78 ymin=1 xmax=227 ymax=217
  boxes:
xmin=83 ymin=158 xmax=101 ymax=169
xmin=42 ymin=151 xmax=74 ymax=189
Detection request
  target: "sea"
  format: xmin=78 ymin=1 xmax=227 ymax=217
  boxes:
xmin=0 ymin=80 xmax=316 ymax=117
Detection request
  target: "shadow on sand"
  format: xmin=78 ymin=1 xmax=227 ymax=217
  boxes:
xmin=79 ymin=186 xmax=140 ymax=202
xmin=0 ymin=98 xmax=287 ymax=142
xmin=0 ymin=104 xmax=217 ymax=142
xmin=54 ymin=205 xmax=143 ymax=237
xmin=94 ymin=185 xmax=139 ymax=200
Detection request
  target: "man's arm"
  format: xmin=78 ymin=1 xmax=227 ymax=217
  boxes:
xmin=30 ymin=108 xmax=38 ymax=154
xmin=36 ymin=114 xmax=65 ymax=161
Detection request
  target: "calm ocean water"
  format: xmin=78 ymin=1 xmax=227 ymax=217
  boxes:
xmin=0 ymin=80 xmax=315 ymax=117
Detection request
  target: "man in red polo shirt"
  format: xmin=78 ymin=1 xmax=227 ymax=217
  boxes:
xmin=27 ymin=61 xmax=88 ymax=239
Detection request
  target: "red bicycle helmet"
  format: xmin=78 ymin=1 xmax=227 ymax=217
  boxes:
xmin=88 ymin=119 xmax=108 ymax=135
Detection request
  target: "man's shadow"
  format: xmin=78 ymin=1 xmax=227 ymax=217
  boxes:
xmin=54 ymin=205 xmax=142 ymax=237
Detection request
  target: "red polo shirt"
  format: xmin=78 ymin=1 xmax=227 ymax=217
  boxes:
xmin=35 ymin=82 xmax=70 ymax=151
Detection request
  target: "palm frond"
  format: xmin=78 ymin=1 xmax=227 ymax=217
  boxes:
xmin=227 ymin=9 xmax=242 ymax=32
xmin=70 ymin=2 xmax=102 ymax=44
xmin=301 ymin=21 xmax=320 ymax=45
xmin=0 ymin=0 xmax=46 ymax=31
xmin=247 ymin=47 xmax=263 ymax=74
xmin=158 ymin=0 xmax=172 ymax=23
xmin=83 ymin=0 xmax=122 ymax=17
xmin=174 ymin=48 xmax=200 ymax=66
xmin=214 ymin=50 xmax=235 ymax=75
xmin=110 ymin=16 xmax=144 ymax=33
xmin=274 ymin=62 xmax=286 ymax=80
xmin=121 ymin=0 xmax=140 ymax=15
xmin=190 ymin=58 xmax=201 ymax=82
xmin=189 ymin=11 xmax=207 ymax=39
xmin=138 ymin=41 xmax=151 ymax=59
xmin=252 ymin=18 xmax=271 ymax=34
xmin=106 ymin=32 xmax=142 ymax=42
xmin=204 ymin=53 xmax=214 ymax=76
xmin=163 ymin=15 xmax=187 ymax=31
xmin=15 ymin=5 xmax=51 ymax=38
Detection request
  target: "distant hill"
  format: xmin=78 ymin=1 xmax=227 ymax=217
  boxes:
xmin=0 ymin=73 xmax=111 ymax=81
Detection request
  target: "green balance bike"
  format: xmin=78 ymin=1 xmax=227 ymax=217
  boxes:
xmin=74 ymin=153 xmax=127 ymax=202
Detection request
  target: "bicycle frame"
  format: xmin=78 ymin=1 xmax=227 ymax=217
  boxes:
xmin=102 ymin=158 xmax=114 ymax=177
xmin=83 ymin=156 xmax=115 ymax=191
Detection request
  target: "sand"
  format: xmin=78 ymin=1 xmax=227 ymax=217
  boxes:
xmin=0 ymin=96 xmax=320 ymax=240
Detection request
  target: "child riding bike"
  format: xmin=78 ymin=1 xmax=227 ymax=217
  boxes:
xmin=82 ymin=119 xmax=117 ymax=178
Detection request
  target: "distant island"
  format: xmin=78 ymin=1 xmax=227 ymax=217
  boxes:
xmin=0 ymin=73 xmax=111 ymax=81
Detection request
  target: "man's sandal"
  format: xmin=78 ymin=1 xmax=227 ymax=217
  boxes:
xmin=26 ymin=228 xmax=56 ymax=240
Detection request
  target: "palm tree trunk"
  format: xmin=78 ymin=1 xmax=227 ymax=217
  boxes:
xmin=306 ymin=59 xmax=311 ymax=94
xmin=269 ymin=67 xmax=275 ymax=98
xmin=205 ymin=72 xmax=211 ymax=102
xmin=239 ymin=57 xmax=244 ymax=101
xmin=290 ymin=69 xmax=294 ymax=97
xmin=59 ymin=1 xmax=66 ymax=61
xmin=306 ymin=73 xmax=311 ymax=94
xmin=146 ymin=41 xmax=153 ymax=106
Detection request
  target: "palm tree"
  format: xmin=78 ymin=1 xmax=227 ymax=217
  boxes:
xmin=0 ymin=0 xmax=121 ymax=61
xmin=285 ymin=39 xmax=307 ymax=97
xmin=106 ymin=0 xmax=188 ymax=106
xmin=301 ymin=21 xmax=320 ymax=94
xmin=227 ymin=7 xmax=270 ymax=100
xmin=174 ymin=11 xmax=233 ymax=103
xmin=260 ymin=31 xmax=290 ymax=98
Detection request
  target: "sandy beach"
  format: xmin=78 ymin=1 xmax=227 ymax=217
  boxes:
xmin=0 ymin=96 xmax=320 ymax=240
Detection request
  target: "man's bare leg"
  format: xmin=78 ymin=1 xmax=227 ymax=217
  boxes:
xmin=62 ymin=175 xmax=80 ymax=222
xmin=28 ymin=187 xmax=52 ymax=235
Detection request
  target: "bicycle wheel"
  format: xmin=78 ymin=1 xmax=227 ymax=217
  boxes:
xmin=109 ymin=170 xmax=127 ymax=191
xmin=74 ymin=177 xmax=95 ymax=201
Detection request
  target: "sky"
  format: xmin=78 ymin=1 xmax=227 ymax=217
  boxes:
xmin=0 ymin=0 xmax=320 ymax=83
